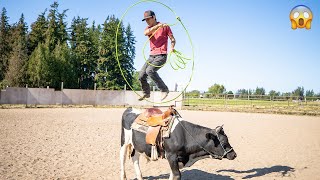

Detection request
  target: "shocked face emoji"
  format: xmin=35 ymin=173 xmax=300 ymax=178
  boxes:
xmin=290 ymin=5 xmax=313 ymax=30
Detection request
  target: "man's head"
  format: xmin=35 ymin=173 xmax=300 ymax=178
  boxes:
xmin=142 ymin=10 xmax=157 ymax=26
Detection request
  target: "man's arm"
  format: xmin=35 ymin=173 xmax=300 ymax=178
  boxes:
xmin=144 ymin=23 xmax=167 ymax=36
xmin=169 ymin=34 xmax=176 ymax=52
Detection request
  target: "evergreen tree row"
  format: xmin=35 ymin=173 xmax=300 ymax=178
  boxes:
xmin=0 ymin=2 xmax=136 ymax=90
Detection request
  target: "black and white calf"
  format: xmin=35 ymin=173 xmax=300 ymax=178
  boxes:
xmin=120 ymin=107 xmax=237 ymax=180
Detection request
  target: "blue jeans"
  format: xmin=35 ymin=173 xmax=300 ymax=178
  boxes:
xmin=138 ymin=54 xmax=169 ymax=95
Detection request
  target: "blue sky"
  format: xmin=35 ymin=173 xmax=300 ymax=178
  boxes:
xmin=1 ymin=0 xmax=319 ymax=94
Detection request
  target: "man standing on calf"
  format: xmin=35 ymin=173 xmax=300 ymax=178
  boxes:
xmin=138 ymin=10 xmax=176 ymax=101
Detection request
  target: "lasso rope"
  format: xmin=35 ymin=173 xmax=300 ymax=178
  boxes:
xmin=116 ymin=0 xmax=195 ymax=104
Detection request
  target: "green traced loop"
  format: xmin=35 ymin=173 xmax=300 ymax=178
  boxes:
xmin=116 ymin=0 xmax=195 ymax=104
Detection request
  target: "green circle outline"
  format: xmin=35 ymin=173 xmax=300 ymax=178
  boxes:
xmin=116 ymin=0 xmax=195 ymax=104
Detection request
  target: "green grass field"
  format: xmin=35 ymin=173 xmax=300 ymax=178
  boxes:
xmin=182 ymin=98 xmax=320 ymax=116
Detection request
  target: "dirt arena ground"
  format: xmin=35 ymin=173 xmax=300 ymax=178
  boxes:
xmin=1 ymin=108 xmax=320 ymax=179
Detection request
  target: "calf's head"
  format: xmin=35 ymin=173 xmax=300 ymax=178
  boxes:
xmin=205 ymin=125 xmax=237 ymax=160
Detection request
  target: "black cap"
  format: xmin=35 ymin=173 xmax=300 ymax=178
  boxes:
xmin=142 ymin=10 xmax=155 ymax=21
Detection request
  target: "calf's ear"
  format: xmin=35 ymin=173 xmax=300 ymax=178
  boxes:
xmin=206 ymin=133 xmax=215 ymax=140
xmin=206 ymin=133 xmax=220 ymax=147
xmin=216 ymin=125 xmax=224 ymax=133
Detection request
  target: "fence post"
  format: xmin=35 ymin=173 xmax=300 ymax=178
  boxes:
xmin=224 ymin=94 xmax=227 ymax=107
xmin=188 ymin=94 xmax=189 ymax=106
xmin=305 ymin=97 xmax=307 ymax=105
xmin=61 ymin=82 xmax=63 ymax=107
xmin=94 ymin=83 xmax=97 ymax=107
xmin=25 ymin=84 xmax=28 ymax=108
xmin=123 ymin=84 xmax=126 ymax=106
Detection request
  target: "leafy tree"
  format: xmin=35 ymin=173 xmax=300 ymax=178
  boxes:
xmin=269 ymin=90 xmax=280 ymax=97
xmin=227 ymin=91 xmax=233 ymax=95
xmin=254 ymin=87 xmax=265 ymax=95
xmin=51 ymin=42 xmax=77 ymax=89
xmin=236 ymin=89 xmax=253 ymax=95
xmin=5 ymin=14 xmax=28 ymax=87
xmin=306 ymin=90 xmax=314 ymax=97
xmin=131 ymin=71 xmax=142 ymax=91
xmin=208 ymin=83 xmax=225 ymax=94
xmin=27 ymin=43 xmax=50 ymax=87
xmin=292 ymin=86 xmax=304 ymax=97
xmin=0 ymin=7 xmax=11 ymax=81
xmin=282 ymin=92 xmax=292 ymax=97
xmin=236 ymin=88 xmax=254 ymax=98
xmin=237 ymin=89 xmax=248 ymax=95
xmin=186 ymin=90 xmax=200 ymax=98
xmin=148 ymin=78 xmax=160 ymax=91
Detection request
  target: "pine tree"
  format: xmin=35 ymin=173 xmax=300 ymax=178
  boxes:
xmin=41 ymin=2 xmax=60 ymax=88
xmin=97 ymin=16 xmax=135 ymax=90
xmin=57 ymin=9 xmax=68 ymax=43
xmin=28 ymin=10 xmax=48 ymax=55
xmin=123 ymin=24 xmax=136 ymax=89
xmin=35 ymin=1 xmax=70 ymax=89
xmin=132 ymin=71 xmax=142 ymax=91
xmin=88 ymin=21 xmax=101 ymax=87
xmin=0 ymin=7 xmax=11 ymax=82
xmin=52 ymin=42 xmax=77 ymax=89
xmin=27 ymin=43 xmax=50 ymax=87
xmin=46 ymin=2 xmax=59 ymax=52
xmin=70 ymin=17 xmax=97 ymax=89
xmin=5 ymin=14 xmax=28 ymax=87
xmin=26 ymin=2 xmax=67 ymax=89
xmin=47 ymin=5 xmax=72 ymax=89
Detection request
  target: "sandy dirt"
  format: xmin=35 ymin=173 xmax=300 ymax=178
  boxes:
xmin=1 ymin=108 xmax=320 ymax=179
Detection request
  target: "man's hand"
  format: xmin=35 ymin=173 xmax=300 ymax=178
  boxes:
xmin=144 ymin=23 xmax=168 ymax=36
xmin=157 ymin=23 xmax=168 ymax=28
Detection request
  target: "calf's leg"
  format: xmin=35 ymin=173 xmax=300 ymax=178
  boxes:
xmin=131 ymin=150 xmax=143 ymax=180
xmin=167 ymin=154 xmax=181 ymax=180
xmin=120 ymin=143 xmax=128 ymax=180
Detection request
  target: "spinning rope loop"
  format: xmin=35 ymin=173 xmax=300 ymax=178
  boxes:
xmin=116 ymin=0 xmax=195 ymax=104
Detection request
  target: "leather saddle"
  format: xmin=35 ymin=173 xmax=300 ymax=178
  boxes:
xmin=134 ymin=106 xmax=175 ymax=159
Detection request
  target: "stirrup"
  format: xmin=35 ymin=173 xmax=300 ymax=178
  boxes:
xmin=150 ymin=145 xmax=158 ymax=161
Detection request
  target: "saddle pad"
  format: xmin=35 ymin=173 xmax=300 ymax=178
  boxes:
xmin=131 ymin=116 xmax=176 ymax=142
xmin=131 ymin=122 xmax=148 ymax=133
